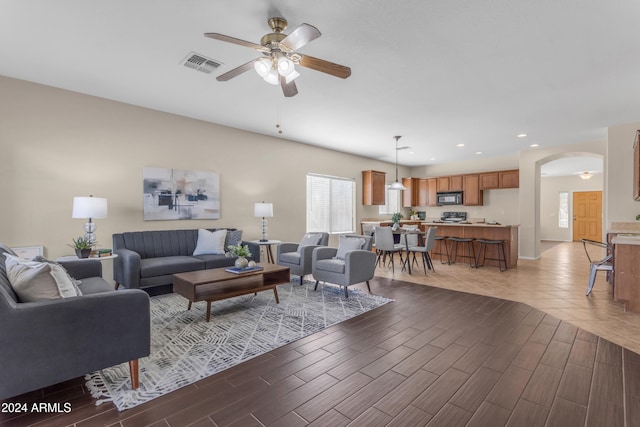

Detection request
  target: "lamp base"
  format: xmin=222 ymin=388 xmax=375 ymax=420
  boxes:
xmin=259 ymin=239 xmax=268 ymax=242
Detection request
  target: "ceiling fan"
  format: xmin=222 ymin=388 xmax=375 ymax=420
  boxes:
xmin=205 ymin=17 xmax=351 ymax=97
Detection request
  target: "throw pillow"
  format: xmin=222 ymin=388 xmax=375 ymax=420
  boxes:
xmin=335 ymin=235 xmax=366 ymax=260
xmin=298 ymin=233 xmax=322 ymax=253
xmin=4 ymin=254 xmax=81 ymax=302
xmin=225 ymin=229 xmax=243 ymax=250
xmin=193 ymin=229 xmax=227 ymax=255
xmin=32 ymin=255 xmax=83 ymax=296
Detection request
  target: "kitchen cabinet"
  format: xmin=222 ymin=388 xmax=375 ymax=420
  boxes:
xmin=427 ymin=178 xmax=437 ymax=207
xmin=402 ymin=178 xmax=429 ymax=207
xmin=479 ymin=172 xmax=499 ymax=189
xmin=417 ymin=178 xmax=429 ymax=206
xmin=362 ymin=170 xmax=385 ymax=205
xmin=402 ymin=178 xmax=414 ymax=207
xmin=499 ymin=170 xmax=519 ymax=188
xmin=449 ymin=175 xmax=463 ymax=191
xmin=436 ymin=177 xmax=450 ymax=192
xmin=463 ymin=174 xmax=483 ymax=206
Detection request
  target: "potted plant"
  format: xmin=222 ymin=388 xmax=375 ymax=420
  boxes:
xmin=226 ymin=243 xmax=253 ymax=269
xmin=69 ymin=236 xmax=93 ymax=258
xmin=391 ymin=212 xmax=403 ymax=230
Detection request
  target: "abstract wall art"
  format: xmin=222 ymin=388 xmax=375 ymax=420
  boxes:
xmin=143 ymin=167 xmax=220 ymax=220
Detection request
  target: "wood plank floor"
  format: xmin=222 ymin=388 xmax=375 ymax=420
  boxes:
xmin=2 ymin=241 xmax=640 ymax=427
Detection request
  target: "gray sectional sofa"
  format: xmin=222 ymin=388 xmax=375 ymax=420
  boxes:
xmin=112 ymin=228 xmax=260 ymax=295
xmin=0 ymin=244 xmax=150 ymax=400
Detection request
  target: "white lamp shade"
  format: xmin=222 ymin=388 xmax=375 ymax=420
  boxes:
xmin=389 ymin=181 xmax=407 ymax=190
xmin=254 ymin=202 xmax=273 ymax=218
xmin=72 ymin=196 xmax=108 ymax=219
xmin=254 ymin=58 xmax=272 ymax=78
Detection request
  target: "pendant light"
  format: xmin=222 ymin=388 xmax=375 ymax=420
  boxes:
xmin=389 ymin=135 xmax=407 ymax=190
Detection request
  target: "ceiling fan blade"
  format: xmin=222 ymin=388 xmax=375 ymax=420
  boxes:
xmin=280 ymin=23 xmax=321 ymax=51
xmin=216 ymin=58 xmax=259 ymax=81
xmin=298 ymin=54 xmax=351 ymax=79
xmin=280 ymin=75 xmax=298 ymax=97
xmin=204 ymin=33 xmax=264 ymax=51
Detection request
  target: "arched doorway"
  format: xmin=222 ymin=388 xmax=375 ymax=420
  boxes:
xmin=537 ymin=153 xmax=604 ymax=248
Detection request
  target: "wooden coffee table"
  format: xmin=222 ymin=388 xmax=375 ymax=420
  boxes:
xmin=173 ymin=264 xmax=290 ymax=322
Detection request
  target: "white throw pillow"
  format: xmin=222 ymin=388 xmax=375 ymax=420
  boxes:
xmin=335 ymin=236 xmax=365 ymax=260
xmin=193 ymin=229 xmax=227 ymax=255
xmin=4 ymin=254 xmax=80 ymax=302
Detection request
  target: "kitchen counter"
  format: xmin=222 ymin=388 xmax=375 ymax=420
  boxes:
xmin=364 ymin=220 xmax=519 ymax=268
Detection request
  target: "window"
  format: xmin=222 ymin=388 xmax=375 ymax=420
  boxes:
xmin=379 ymin=185 xmax=401 ymax=215
xmin=306 ymin=173 xmax=355 ymax=234
xmin=559 ymin=191 xmax=569 ymax=228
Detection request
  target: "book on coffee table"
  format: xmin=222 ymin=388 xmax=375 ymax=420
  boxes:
xmin=225 ymin=265 xmax=264 ymax=274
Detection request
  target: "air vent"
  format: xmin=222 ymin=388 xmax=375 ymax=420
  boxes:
xmin=182 ymin=52 xmax=223 ymax=74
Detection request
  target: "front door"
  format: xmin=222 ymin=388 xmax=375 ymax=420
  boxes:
xmin=573 ymin=191 xmax=602 ymax=241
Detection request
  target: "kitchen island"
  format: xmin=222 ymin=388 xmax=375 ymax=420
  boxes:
xmin=363 ymin=220 xmax=519 ymax=268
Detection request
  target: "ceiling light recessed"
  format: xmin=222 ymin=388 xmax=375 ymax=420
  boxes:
xmin=456 ymin=143 xmax=465 ymax=147
xmin=517 ymin=133 xmax=528 ymax=138
xmin=529 ymin=143 xmax=539 ymax=148
xmin=475 ymin=151 xmax=482 ymax=155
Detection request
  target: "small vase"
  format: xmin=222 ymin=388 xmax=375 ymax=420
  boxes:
xmin=392 ymin=222 xmax=400 ymax=231
xmin=235 ymin=256 xmax=249 ymax=269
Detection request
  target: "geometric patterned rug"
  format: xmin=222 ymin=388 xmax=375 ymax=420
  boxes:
xmin=85 ymin=280 xmax=393 ymax=411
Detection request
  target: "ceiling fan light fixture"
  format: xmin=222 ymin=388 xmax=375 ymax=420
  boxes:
xmin=254 ymin=58 xmax=272 ymax=78
xmin=263 ymin=68 xmax=280 ymax=85
xmin=284 ymin=69 xmax=300 ymax=84
xmin=277 ymin=57 xmax=295 ymax=76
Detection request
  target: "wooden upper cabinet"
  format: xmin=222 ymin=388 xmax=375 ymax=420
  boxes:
xmin=402 ymin=178 xmax=414 ymax=207
xmin=463 ymin=174 xmax=483 ymax=206
xmin=362 ymin=170 xmax=386 ymax=205
xmin=499 ymin=170 xmax=519 ymax=188
xmin=479 ymin=172 xmax=499 ymax=189
xmin=417 ymin=178 xmax=429 ymax=206
xmin=427 ymin=178 xmax=438 ymax=207
xmin=436 ymin=177 xmax=450 ymax=192
xmin=449 ymin=175 xmax=463 ymax=191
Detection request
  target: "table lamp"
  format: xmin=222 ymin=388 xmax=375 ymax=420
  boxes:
xmin=254 ymin=202 xmax=273 ymax=242
xmin=72 ymin=195 xmax=108 ymax=245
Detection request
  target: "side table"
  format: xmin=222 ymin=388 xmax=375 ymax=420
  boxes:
xmin=55 ymin=254 xmax=119 ymax=262
xmin=249 ymin=240 xmax=281 ymax=264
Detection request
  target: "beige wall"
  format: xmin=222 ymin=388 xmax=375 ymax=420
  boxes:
xmin=540 ymin=174 xmax=604 ymax=241
xmin=0 ymin=76 xmax=410 ymax=281
xmin=607 ymin=121 xmax=640 ymax=224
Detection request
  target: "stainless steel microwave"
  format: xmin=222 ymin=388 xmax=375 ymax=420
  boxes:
xmin=436 ymin=191 xmax=463 ymax=206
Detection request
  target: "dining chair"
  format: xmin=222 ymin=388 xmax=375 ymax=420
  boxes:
xmin=374 ymin=226 xmax=404 ymax=273
xmin=582 ymin=238 xmax=614 ymax=296
xmin=407 ymin=227 xmax=437 ymax=274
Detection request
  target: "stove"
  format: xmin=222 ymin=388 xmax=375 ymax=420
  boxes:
xmin=441 ymin=211 xmax=467 ymax=223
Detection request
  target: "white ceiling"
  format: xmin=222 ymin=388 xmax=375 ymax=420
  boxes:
xmin=2 ymin=1 xmax=639 ymax=167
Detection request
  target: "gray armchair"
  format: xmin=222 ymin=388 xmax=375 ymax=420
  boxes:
xmin=0 ymin=244 xmax=150 ymax=400
xmin=276 ymin=232 xmax=329 ymax=283
xmin=312 ymin=234 xmax=376 ymax=298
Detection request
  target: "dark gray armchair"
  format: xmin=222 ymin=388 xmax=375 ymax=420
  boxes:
xmin=0 ymin=244 xmax=150 ymax=400
xmin=312 ymin=234 xmax=376 ymax=297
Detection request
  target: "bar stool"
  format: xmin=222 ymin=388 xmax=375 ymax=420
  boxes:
xmin=434 ymin=236 xmax=450 ymax=264
xmin=447 ymin=237 xmax=477 ymax=267
xmin=476 ymin=239 xmax=507 ymax=272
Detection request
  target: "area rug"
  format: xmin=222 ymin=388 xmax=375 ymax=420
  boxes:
xmin=85 ymin=280 xmax=393 ymax=411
